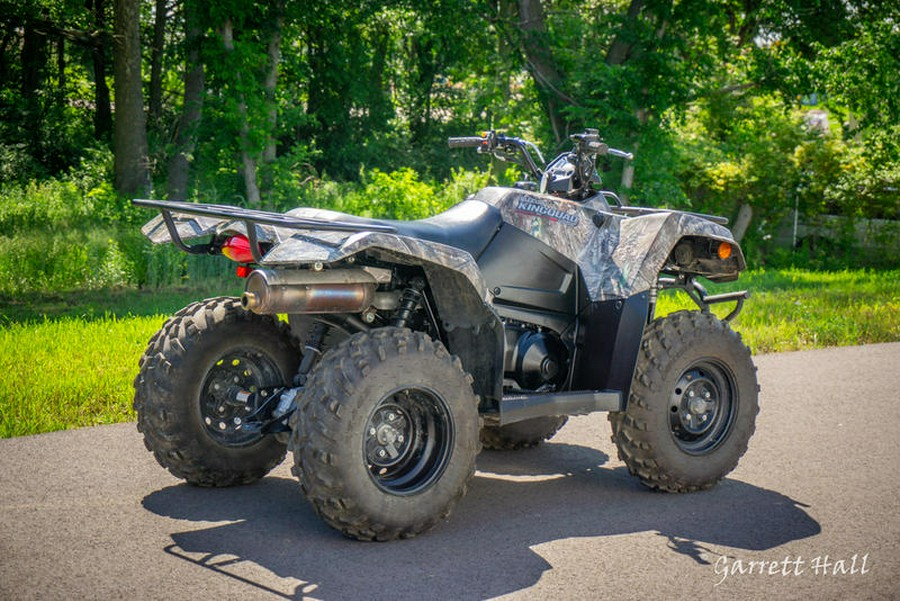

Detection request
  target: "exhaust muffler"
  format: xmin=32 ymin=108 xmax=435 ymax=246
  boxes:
xmin=241 ymin=268 xmax=377 ymax=314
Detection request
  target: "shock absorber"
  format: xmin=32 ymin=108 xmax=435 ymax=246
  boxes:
xmin=266 ymin=321 xmax=328 ymax=426
xmin=391 ymin=278 xmax=425 ymax=328
xmin=293 ymin=321 xmax=329 ymax=387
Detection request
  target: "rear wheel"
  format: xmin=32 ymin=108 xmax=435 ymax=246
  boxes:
xmin=610 ymin=311 xmax=759 ymax=492
xmin=480 ymin=416 xmax=568 ymax=450
xmin=291 ymin=327 xmax=480 ymax=541
xmin=134 ymin=297 xmax=300 ymax=486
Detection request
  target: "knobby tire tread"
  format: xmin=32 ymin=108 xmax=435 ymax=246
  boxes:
xmin=480 ymin=416 xmax=568 ymax=450
xmin=134 ymin=297 xmax=299 ymax=487
xmin=610 ymin=310 xmax=759 ymax=493
xmin=290 ymin=327 xmax=480 ymax=541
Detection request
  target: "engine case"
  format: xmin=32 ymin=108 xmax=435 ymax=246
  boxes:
xmin=503 ymin=323 xmax=567 ymax=391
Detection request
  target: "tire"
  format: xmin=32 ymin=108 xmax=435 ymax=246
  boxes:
xmin=134 ymin=297 xmax=300 ymax=487
xmin=291 ymin=327 xmax=480 ymax=541
xmin=609 ymin=310 xmax=759 ymax=492
xmin=480 ymin=416 xmax=568 ymax=450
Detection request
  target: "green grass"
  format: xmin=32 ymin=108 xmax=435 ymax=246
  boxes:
xmin=1 ymin=269 xmax=898 ymax=438
xmin=0 ymin=282 xmax=242 ymax=438
xmin=657 ymin=268 xmax=900 ymax=353
xmin=0 ymin=315 xmax=159 ymax=437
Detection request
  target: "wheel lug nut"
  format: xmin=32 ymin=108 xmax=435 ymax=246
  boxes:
xmin=378 ymin=449 xmax=387 ymax=458
xmin=369 ymin=427 xmax=376 ymax=436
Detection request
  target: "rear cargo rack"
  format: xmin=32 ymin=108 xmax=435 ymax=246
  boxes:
xmin=134 ymin=199 xmax=398 ymax=262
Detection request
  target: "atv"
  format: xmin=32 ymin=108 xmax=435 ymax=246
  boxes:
xmin=133 ymin=129 xmax=758 ymax=541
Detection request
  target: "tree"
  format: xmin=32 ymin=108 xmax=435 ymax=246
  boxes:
xmin=166 ymin=0 xmax=204 ymax=200
xmin=148 ymin=0 xmax=168 ymax=122
xmin=90 ymin=0 xmax=112 ymax=140
xmin=514 ymin=0 xmax=571 ymax=142
xmin=113 ymin=0 xmax=150 ymax=196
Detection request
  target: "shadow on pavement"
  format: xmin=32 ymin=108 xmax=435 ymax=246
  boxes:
xmin=142 ymin=442 xmax=820 ymax=600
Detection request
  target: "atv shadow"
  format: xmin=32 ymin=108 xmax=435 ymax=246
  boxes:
xmin=142 ymin=442 xmax=820 ymax=600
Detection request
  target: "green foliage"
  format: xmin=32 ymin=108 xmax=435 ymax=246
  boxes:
xmin=0 ymin=179 xmax=88 ymax=232
xmin=811 ymin=16 xmax=900 ymax=131
xmin=340 ymin=168 xmax=444 ymax=220
xmin=0 ymin=164 xmax=490 ymax=296
xmin=673 ymin=94 xmax=806 ymax=216
xmin=0 ymin=229 xmax=138 ymax=295
xmin=1 ymin=0 xmax=898 ymax=272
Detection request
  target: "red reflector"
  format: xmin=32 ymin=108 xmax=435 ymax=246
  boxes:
xmin=235 ymin=265 xmax=251 ymax=278
xmin=222 ymin=235 xmax=255 ymax=263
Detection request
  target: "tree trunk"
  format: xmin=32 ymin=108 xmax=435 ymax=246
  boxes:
xmin=606 ymin=0 xmax=645 ymax=65
xmin=166 ymin=2 xmax=204 ymax=200
xmin=0 ymin=28 xmax=14 ymax=83
xmin=220 ymin=18 xmax=260 ymax=207
xmin=56 ymin=36 xmax=65 ymax=92
xmin=515 ymin=0 xmax=570 ymax=142
xmin=21 ymin=21 xmax=46 ymax=99
xmin=262 ymin=12 xmax=282 ymax=165
xmin=619 ymin=108 xmax=647 ymax=204
xmin=149 ymin=0 xmax=167 ymax=122
xmin=732 ymin=203 xmax=753 ymax=242
xmin=92 ymin=0 xmax=112 ymax=140
xmin=620 ymin=141 xmax=636 ymax=206
xmin=113 ymin=0 xmax=151 ymax=196
xmin=259 ymin=9 xmax=283 ymax=200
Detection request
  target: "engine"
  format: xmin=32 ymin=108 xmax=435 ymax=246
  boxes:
xmin=503 ymin=322 xmax=568 ymax=392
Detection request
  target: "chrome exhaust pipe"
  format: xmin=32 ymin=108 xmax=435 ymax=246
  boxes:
xmin=241 ymin=268 xmax=377 ymax=314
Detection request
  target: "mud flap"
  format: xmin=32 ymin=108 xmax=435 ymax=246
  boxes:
xmin=571 ymin=291 xmax=650 ymax=403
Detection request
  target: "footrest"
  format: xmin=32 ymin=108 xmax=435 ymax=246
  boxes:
xmin=498 ymin=390 xmax=623 ymax=426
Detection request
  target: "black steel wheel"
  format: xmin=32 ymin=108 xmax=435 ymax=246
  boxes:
xmin=364 ymin=388 xmax=454 ymax=495
xmin=609 ymin=310 xmax=759 ymax=492
xmin=199 ymin=348 xmax=286 ymax=447
xmin=667 ymin=360 xmax=737 ymax=455
xmin=291 ymin=327 xmax=480 ymax=541
xmin=134 ymin=297 xmax=300 ymax=486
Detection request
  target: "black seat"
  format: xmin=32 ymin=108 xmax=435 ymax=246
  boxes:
xmin=297 ymin=199 xmax=503 ymax=259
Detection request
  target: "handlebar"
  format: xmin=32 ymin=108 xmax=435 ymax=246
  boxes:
xmin=449 ymin=132 xmax=544 ymax=180
xmin=607 ymin=148 xmax=634 ymax=160
xmin=447 ymin=136 xmax=486 ymax=149
xmin=447 ymin=129 xmax=632 ymax=199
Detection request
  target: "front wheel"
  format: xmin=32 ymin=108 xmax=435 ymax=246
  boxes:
xmin=610 ymin=311 xmax=759 ymax=492
xmin=291 ymin=327 xmax=480 ymax=541
xmin=134 ymin=297 xmax=300 ymax=486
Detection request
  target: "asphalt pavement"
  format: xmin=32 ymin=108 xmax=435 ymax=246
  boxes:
xmin=1 ymin=342 xmax=898 ymax=600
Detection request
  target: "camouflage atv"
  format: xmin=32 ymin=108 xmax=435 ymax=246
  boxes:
xmin=133 ymin=129 xmax=758 ymax=541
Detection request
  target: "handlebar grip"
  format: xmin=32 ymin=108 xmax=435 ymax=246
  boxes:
xmin=448 ymin=136 xmax=486 ymax=149
xmin=608 ymin=148 xmax=634 ymax=160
